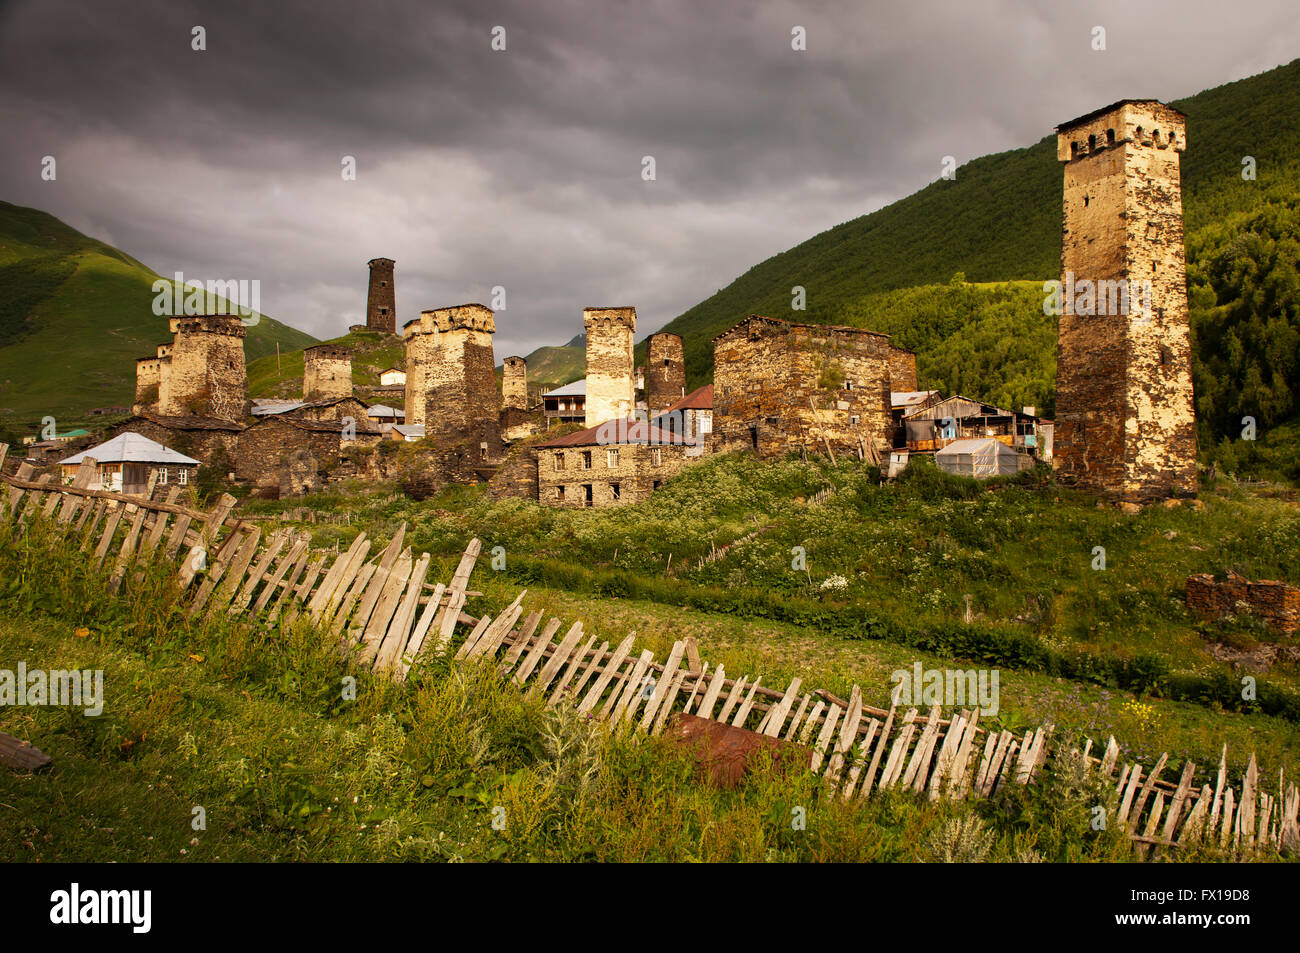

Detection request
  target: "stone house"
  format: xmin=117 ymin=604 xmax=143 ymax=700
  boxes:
xmin=536 ymin=417 xmax=695 ymax=508
xmin=712 ymin=315 xmax=910 ymax=459
xmin=236 ymin=416 xmax=383 ymax=493
xmin=379 ymin=367 xmax=406 ymax=387
xmin=105 ymin=412 xmax=245 ymax=466
xmin=651 ymin=384 xmax=713 ymax=443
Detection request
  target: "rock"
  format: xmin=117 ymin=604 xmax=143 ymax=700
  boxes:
xmin=664 ymin=713 xmax=808 ymax=788
xmin=1163 ymin=530 xmax=1178 ymax=540
xmin=1161 ymin=498 xmax=1182 ymax=509
xmin=1119 ymin=502 xmax=1143 ymax=515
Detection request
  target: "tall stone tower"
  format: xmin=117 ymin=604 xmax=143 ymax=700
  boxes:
xmin=646 ymin=332 xmax=686 ymax=412
xmin=134 ymin=342 xmax=172 ymax=414
xmin=303 ymin=344 xmax=353 ymax=402
xmin=583 ymin=307 xmax=636 ymax=428
xmin=366 ymin=258 xmax=396 ymax=334
xmin=402 ymin=303 xmax=498 ymax=446
xmin=502 ymin=356 xmax=528 ymax=410
xmin=1054 ymin=100 xmax=1196 ymax=501
xmin=157 ymin=315 xmax=248 ymax=421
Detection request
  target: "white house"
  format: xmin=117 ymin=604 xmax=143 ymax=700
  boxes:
xmin=59 ymin=432 xmax=200 ymax=495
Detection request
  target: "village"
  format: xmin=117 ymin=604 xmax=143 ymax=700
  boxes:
xmin=19 ymin=100 xmax=1200 ymax=515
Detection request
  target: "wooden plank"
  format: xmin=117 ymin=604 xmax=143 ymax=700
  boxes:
xmin=1219 ymin=787 xmax=1236 ymax=849
xmin=808 ymin=703 xmax=842 ymax=775
xmin=141 ymin=487 xmax=181 ymax=557
xmin=318 ymin=539 xmax=373 ymax=629
xmin=900 ymin=706 xmax=942 ymax=790
xmin=308 ymin=533 xmax=368 ymax=620
xmin=402 ymin=582 xmax=448 ymax=665
xmin=266 ymin=547 xmax=314 ymax=625
xmin=374 ymin=553 xmax=431 ymax=670
xmin=945 ymin=709 xmax=981 ymax=798
xmin=927 ymin=712 xmax=967 ymax=799
xmin=1117 ymin=765 xmax=1143 ymax=826
xmin=716 ymin=676 xmax=748 ymax=724
xmin=878 ymin=708 xmax=919 ymax=790
xmin=459 ymin=590 xmax=526 ymax=661
xmin=230 ymin=531 xmax=289 ymax=616
xmin=177 ymin=493 xmax=238 ymax=587
xmin=610 ymin=650 xmax=655 ymax=723
xmin=92 ymin=500 xmax=126 ymax=569
xmin=5 ymin=462 xmax=36 ymax=516
xmin=682 ymin=661 xmax=709 ymax=715
xmin=108 ymin=497 xmax=151 ymax=591
xmin=502 ymin=609 xmax=542 ymax=670
xmin=782 ymin=693 xmax=813 ymax=741
xmin=550 ymin=634 xmax=598 ymax=706
xmin=695 ymin=664 xmax=728 ymax=722
xmin=198 ymin=529 xmax=261 ymax=619
xmin=1178 ymin=785 xmax=1215 ymax=845
xmin=651 ymin=666 xmax=689 ymax=736
xmin=841 ymin=718 xmax=880 ymax=800
xmin=858 ymin=705 xmax=897 ymax=800
xmin=74 ymin=494 xmax=101 ymax=533
xmin=578 ymin=633 xmax=635 ymax=713
xmin=515 ymin=618 xmax=563 ymax=686
xmin=356 ymin=548 xmax=415 ymax=662
xmin=566 ymin=639 xmax=609 ymax=705
xmin=79 ymin=500 xmax=108 ymax=550
xmin=762 ymin=678 xmax=803 ymax=739
xmin=252 ymin=535 xmax=310 ymax=617
xmin=534 ymin=623 xmax=584 ymax=694
xmin=1128 ymin=752 xmax=1168 ymax=833
xmin=58 ymin=458 xmax=99 ymax=523
xmin=1239 ymin=753 xmax=1258 ymax=846
xmin=798 ymin=701 xmax=826 ymax=746
xmin=1161 ymin=760 xmax=1197 ymax=843
xmin=824 ymin=687 xmax=863 ymax=790
xmin=349 ymin=525 xmax=406 ymax=638
xmin=329 ymin=562 xmax=377 ymax=640
xmin=641 ymin=641 xmax=686 ymax=731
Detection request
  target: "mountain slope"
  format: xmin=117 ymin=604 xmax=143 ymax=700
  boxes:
xmin=0 ymin=201 xmax=317 ymax=427
xmin=655 ymin=58 xmax=1300 ymax=381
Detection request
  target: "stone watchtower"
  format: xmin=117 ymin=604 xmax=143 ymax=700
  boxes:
xmin=303 ymin=344 xmax=353 ymax=402
xmin=583 ymin=307 xmax=636 ymax=428
xmin=366 ymin=258 xmax=397 ymax=334
xmin=646 ymin=332 xmax=686 ymax=412
xmin=157 ymin=315 xmax=248 ymax=421
xmin=403 ymin=303 xmax=498 ymax=446
xmin=1054 ymin=100 xmax=1196 ymax=501
xmin=502 ymin=356 xmax=528 ymax=410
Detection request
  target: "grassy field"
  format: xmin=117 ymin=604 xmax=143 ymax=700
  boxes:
xmin=0 ymin=518 xmax=1148 ymax=864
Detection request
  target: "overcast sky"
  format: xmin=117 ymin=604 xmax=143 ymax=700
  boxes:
xmin=1 ymin=0 xmax=1297 ymax=357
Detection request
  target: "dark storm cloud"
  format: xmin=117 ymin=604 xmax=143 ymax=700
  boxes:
xmin=1 ymin=0 xmax=1297 ymax=357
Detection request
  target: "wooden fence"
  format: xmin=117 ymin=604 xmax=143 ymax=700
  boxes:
xmin=2 ymin=445 xmax=1295 ymax=858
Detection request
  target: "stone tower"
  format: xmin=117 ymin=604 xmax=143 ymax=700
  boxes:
xmin=366 ymin=258 xmax=396 ymax=334
xmin=1054 ymin=100 xmax=1196 ymax=501
xmin=646 ymin=332 xmax=686 ymax=412
xmin=133 ymin=342 xmax=172 ymax=414
xmin=402 ymin=303 xmax=498 ymax=446
xmin=583 ymin=307 xmax=636 ymax=428
xmin=303 ymin=344 xmax=353 ymax=402
xmin=156 ymin=315 xmax=248 ymax=421
xmin=502 ymin=355 xmax=528 ymax=410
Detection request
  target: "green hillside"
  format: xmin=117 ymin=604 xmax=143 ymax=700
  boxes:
xmin=0 ymin=201 xmax=317 ymax=430
xmin=653 ymin=58 xmax=1300 ymax=477
xmin=245 ymin=328 xmax=403 ymax=400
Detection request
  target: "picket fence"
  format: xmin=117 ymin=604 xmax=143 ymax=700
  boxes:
xmin=1 ymin=444 xmax=1295 ymax=858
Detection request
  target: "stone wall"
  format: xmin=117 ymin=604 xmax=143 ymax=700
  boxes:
xmin=1186 ymin=572 xmax=1300 ymax=635
xmin=583 ymin=307 xmax=636 ymax=427
xmin=156 ymin=315 xmax=248 ymax=421
xmin=106 ymin=414 xmax=244 ymax=467
xmin=712 ymin=315 xmax=896 ymax=459
xmin=134 ymin=357 xmax=161 ymax=414
xmin=366 ymin=258 xmax=396 ymax=334
xmin=888 ymin=347 xmax=918 ymax=392
xmin=303 ymin=345 xmax=353 ymax=401
xmin=1055 ymin=101 xmax=1197 ymax=501
xmin=646 ymin=332 xmax=686 ymax=413
xmin=502 ymin=355 xmax=528 ymax=410
xmin=538 ymin=439 xmax=687 ymax=508
xmin=235 ymin=417 xmax=380 ymax=490
xmin=487 ymin=444 xmax=540 ymax=500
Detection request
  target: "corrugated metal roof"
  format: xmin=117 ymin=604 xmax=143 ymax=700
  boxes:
xmin=367 ymin=404 xmax=403 ymax=417
xmin=393 ymin=424 xmax=425 ymax=437
xmin=60 ymin=432 xmax=200 ymax=467
xmin=543 ymin=379 xmax=586 ymax=397
xmin=891 ymin=390 xmax=941 ymax=408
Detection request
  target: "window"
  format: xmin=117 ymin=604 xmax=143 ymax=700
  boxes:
xmin=850 ymin=415 xmax=860 ymax=426
xmin=652 ymin=448 xmax=662 ymax=466
xmin=583 ymin=484 xmax=593 ymax=507
xmin=158 ymin=467 xmax=168 ymax=485
xmin=653 ymin=480 xmax=662 ymax=491
xmin=179 ymin=468 xmax=189 ymax=486
xmin=611 ymin=483 xmax=621 ymax=501
xmin=607 ymin=448 xmax=619 ymax=468
xmin=1088 ymin=133 xmax=1096 ymax=151
xmin=581 ymin=451 xmax=592 ymax=469
xmin=553 ymin=452 xmax=565 ymax=471
xmin=1106 ymin=128 xmax=1115 ymax=146
xmin=556 ymin=486 xmax=565 ymax=501
xmin=843 ymin=380 xmax=853 ymax=391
